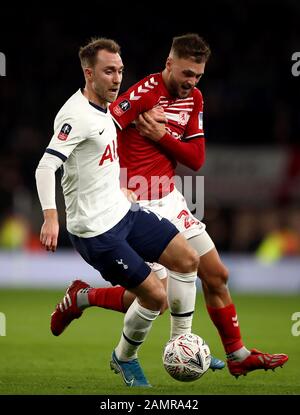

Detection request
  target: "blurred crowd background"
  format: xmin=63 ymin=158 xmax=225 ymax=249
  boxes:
xmin=0 ymin=1 xmax=300 ymax=262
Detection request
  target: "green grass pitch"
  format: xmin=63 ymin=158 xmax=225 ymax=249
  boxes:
xmin=0 ymin=289 xmax=299 ymax=395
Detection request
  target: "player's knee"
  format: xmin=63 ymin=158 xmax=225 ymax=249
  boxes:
xmin=148 ymin=286 xmax=167 ymax=311
xmin=178 ymin=248 xmax=199 ymax=273
xmin=202 ymin=264 xmax=229 ymax=293
xmin=172 ymin=248 xmax=199 ymax=273
xmin=217 ymin=264 xmax=229 ymax=286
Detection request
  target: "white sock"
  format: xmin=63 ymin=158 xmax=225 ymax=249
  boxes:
xmin=115 ymin=299 xmax=160 ymax=361
xmin=227 ymin=347 xmax=251 ymax=362
xmin=167 ymin=270 xmax=197 ymax=339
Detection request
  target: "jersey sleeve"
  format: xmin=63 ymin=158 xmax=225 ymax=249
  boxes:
xmin=35 ymin=152 xmax=63 ymax=210
xmin=46 ymin=113 xmax=90 ymax=162
xmin=158 ymin=133 xmax=205 ymax=171
xmin=109 ymin=76 xmax=158 ymax=130
xmin=183 ymin=89 xmax=205 ymax=140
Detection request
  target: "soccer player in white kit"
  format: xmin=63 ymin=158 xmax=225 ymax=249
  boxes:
xmin=35 ymin=38 xmax=206 ymax=387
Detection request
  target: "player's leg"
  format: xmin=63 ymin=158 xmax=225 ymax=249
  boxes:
xmin=111 ymin=268 xmax=166 ymax=387
xmin=114 ymin=270 xmax=166 ymax=361
xmin=127 ymin=207 xmax=199 ymax=341
xmin=156 ymin=232 xmax=199 ymax=339
xmin=77 ymin=284 xmax=129 ymax=312
xmin=188 ymin=233 xmax=289 ymax=377
xmin=78 ymin=230 xmax=167 ymax=387
xmin=110 ymin=206 xmax=199 ymax=387
xmin=145 ymin=263 xmax=169 ymax=313
xmin=50 ymin=280 xmax=131 ymax=336
xmin=73 ymin=262 xmax=225 ymax=371
xmin=50 ymin=271 xmax=162 ymax=337
xmin=138 ymin=192 xmax=225 ymax=369
xmin=190 ymin=237 xmax=245 ymax=357
xmin=110 ymin=272 xmax=166 ymax=387
xmin=152 ymin=189 xmax=225 ymax=369
xmin=111 ymin=262 xmax=169 ymax=313
xmin=76 ymin=264 xmax=166 ymax=313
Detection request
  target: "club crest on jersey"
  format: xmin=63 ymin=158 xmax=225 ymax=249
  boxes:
xmin=113 ymin=100 xmax=131 ymax=117
xmin=58 ymin=123 xmax=72 ymax=141
xmin=178 ymin=111 xmax=189 ymax=126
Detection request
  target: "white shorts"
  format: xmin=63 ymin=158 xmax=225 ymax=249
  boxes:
xmin=139 ymin=188 xmax=215 ymax=279
xmin=139 ymin=187 xmax=206 ymax=239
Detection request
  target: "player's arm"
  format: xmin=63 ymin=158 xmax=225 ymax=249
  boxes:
xmin=109 ymin=76 xmax=157 ymax=130
xmin=136 ymin=112 xmax=205 ymax=171
xmin=159 ymin=133 xmax=205 ymax=171
xmin=35 ymin=115 xmax=88 ymax=252
xmin=35 ymin=152 xmax=63 ymax=252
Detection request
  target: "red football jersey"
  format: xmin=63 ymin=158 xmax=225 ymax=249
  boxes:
xmin=110 ymin=72 xmax=205 ymax=199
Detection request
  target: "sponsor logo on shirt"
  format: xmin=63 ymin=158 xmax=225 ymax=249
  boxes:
xmin=58 ymin=123 xmax=72 ymax=141
xmin=113 ymin=100 xmax=131 ymax=117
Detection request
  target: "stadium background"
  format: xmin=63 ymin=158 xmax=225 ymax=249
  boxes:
xmin=0 ymin=0 xmax=300 ymax=397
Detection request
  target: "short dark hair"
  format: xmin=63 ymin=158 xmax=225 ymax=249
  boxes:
xmin=79 ymin=37 xmax=121 ymax=68
xmin=171 ymin=33 xmax=211 ymax=63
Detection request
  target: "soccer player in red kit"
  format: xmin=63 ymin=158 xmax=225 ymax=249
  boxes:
xmin=51 ymin=34 xmax=288 ymax=377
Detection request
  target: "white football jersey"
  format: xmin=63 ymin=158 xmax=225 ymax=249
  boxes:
xmin=46 ymin=89 xmax=130 ymax=237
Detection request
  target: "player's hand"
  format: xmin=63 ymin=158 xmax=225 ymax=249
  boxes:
xmin=136 ymin=112 xmax=167 ymax=142
xmin=146 ymin=106 xmax=167 ymax=123
xmin=121 ymin=187 xmax=138 ymax=203
xmin=40 ymin=209 xmax=59 ymax=252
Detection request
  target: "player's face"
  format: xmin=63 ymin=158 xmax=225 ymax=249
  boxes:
xmin=91 ymin=50 xmax=124 ymax=104
xmin=167 ymin=57 xmax=205 ymax=98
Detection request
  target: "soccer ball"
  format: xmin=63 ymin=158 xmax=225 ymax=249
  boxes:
xmin=162 ymin=333 xmax=211 ymax=382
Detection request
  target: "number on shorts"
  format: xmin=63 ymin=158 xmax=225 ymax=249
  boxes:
xmin=177 ymin=209 xmax=199 ymax=229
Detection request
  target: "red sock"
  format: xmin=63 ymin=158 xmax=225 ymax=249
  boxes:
xmin=88 ymin=286 xmax=126 ymax=313
xmin=207 ymin=303 xmax=244 ymax=354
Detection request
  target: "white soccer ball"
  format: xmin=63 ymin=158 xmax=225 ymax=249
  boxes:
xmin=162 ymin=333 xmax=211 ymax=382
